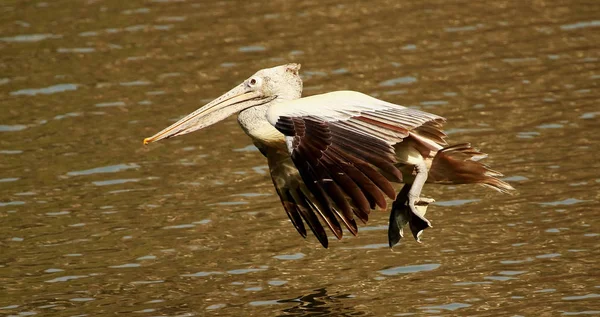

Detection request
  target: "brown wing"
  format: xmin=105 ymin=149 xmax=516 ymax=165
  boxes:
xmin=271 ymin=107 xmax=446 ymax=244
xmin=267 ymin=148 xmax=350 ymax=248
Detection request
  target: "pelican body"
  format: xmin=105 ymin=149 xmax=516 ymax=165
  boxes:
xmin=144 ymin=64 xmax=513 ymax=248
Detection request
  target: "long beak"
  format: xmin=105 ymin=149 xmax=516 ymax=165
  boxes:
xmin=143 ymin=84 xmax=270 ymax=145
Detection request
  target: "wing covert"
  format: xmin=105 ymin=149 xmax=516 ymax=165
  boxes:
xmin=267 ymin=91 xmax=448 ymax=246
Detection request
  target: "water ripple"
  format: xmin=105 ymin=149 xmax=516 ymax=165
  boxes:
xmin=95 ymin=101 xmax=126 ymax=107
xmin=379 ymin=76 xmax=417 ymax=86
xmin=54 ymin=112 xmax=82 ymax=120
xmin=517 ymin=131 xmax=540 ymax=138
xmin=10 ymin=83 xmax=78 ymax=96
xmin=45 ymin=275 xmax=88 ymax=283
xmin=562 ymin=311 xmax=600 ymax=316
xmin=435 ymin=199 xmax=480 ymax=206
xmin=227 ymin=266 xmax=268 ymax=275
xmin=206 ymin=304 xmax=226 ymax=310
xmin=67 ymin=163 xmax=140 ymax=176
xmin=0 ymin=125 xmax=27 ymax=132
xmin=273 ymin=253 xmax=305 ymax=260
xmin=268 ymin=280 xmax=287 ymax=286
xmin=120 ymin=80 xmax=152 ymax=86
xmin=1 ymin=33 xmax=62 ymax=42
xmin=157 ymin=16 xmax=187 ymax=22
xmin=233 ymin=145 xmax=259 ymax=152
xmin=580 ymin=112 xmax=600 ymax=119
xmin=560 ymin=20 xmax=600 ymax=30
xmin=484 ymin=276 xmax=515 ymax=281
xmin=0 ymin=150 xmax=22 ymax=154
xmin=122 ymin=8 xmax=150 ymax=15
xmin=249 ymin=300 xmax=281 ymax=306
xmin=109 ymin=263 xmax=141 ymax=268
xmin=181 ymin=271 xmax=223 ymax=277
xmin=45 ymin=211 xmax=70 ymax=216
xmin=379 ymin=263 xmax=441 ymax=276
xmin=420 ymin=303 xmax=471 ymax=311
xmin=562 ymin=294 xmax=600 ymax=301
xmin=444 ymin=24 xmax=482 ymax=32
xmin=162 ymin=223 xmax=195 ymax=229
xmin=239 ymin=45 xmax=266 ymax=52
xmin=0 ymin=201 xmax=25 ymax=207
xmin=57 ymin=47 xmax=96 ymax=53
xmin=131 ymin=280 xmax=164 ymax=285
xmin=539 ymin=198 xmax=588 ymax=206
xmin=136 ymin=255 xmax=157 ymax=261
xmin=92 ymin=178 xmax=141 ymax=186
xmin=70 ymin=297 xmax=95 ymax=302
xmin=536 ymin=253 xmax=561 ymax=259
xmin=498 ymin=270 xmax=527 ymax=276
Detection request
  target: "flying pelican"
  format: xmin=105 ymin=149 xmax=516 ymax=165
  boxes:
xmin=144 ymin=64 xmax=514 ymax=248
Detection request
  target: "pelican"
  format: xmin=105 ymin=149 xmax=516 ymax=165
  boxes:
xmin=144 ymin=64 xmax=514 ymax=248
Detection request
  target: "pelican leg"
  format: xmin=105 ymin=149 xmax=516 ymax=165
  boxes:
xmin=408 ymin=160 xmax=429 ymax=218
xmin=406 ymin=160 xmax=434 ymax=242
xmin=409 ymin=197 xmax=433 ymax=242
xmin=388 ymin=182 xmax=435 ymax=247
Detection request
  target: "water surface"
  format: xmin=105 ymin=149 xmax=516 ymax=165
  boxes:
xmin=1 ymin=0 xmax=599 ymax=316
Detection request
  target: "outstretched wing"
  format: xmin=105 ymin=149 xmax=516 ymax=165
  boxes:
xmin=266 ymin=91 xmax=447 ymax=242
xmin=266 ymin=147 xmax=358 ymax=248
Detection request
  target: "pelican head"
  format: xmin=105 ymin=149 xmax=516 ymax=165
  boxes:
xmin=143 ymin=63 xmax=302 ymax=144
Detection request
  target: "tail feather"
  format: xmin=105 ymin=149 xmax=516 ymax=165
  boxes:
xmin=429 ymin=143 xmax=515 ymax=194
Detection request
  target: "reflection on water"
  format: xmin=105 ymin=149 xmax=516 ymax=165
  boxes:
xmin=277 ymin=288 xmax=366 ymax=317
xmin=1 ymin=0 xmax=599 ymax=316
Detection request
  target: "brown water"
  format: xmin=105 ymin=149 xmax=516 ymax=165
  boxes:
xmin=1 ymin=0 xmax=599 ymax=316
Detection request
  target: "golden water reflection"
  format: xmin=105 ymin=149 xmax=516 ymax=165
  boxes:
xmin=1 ymin=0 xmax=599 ymax=316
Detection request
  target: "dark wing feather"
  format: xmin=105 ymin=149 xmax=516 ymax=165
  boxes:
xmin=268 ymin=99 xmax=447 ymax=246
xmin=275 ymin=115 xmax=402 ymax=237
xmin=268 ymin=149 xmax=330 ymax=247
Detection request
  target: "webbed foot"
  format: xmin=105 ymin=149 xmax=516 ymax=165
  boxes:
xmin=388 ymin=184 xmax=434 ymax=247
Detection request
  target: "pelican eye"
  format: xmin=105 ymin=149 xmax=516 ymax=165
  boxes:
xmin=247 ymin=77 xmax=262 ymax=88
